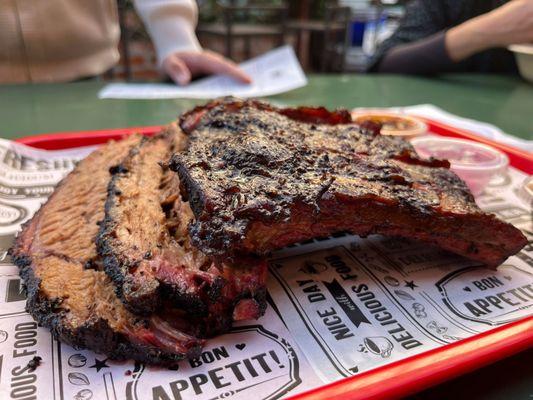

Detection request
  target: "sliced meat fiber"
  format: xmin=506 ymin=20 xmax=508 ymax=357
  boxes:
xmin=11 ymin=134 xmax=205 ymax=366
xmin=170 ymin=97 xmax=527 ymax=268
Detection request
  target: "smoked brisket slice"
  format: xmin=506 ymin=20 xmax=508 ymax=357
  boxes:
xmin=170 ymin=98 xmax=527 ymax=268
xmin=97 ymin=124 xmax=267 ymax=332
xmin=10 ymin=135 xmax=205 ymax=365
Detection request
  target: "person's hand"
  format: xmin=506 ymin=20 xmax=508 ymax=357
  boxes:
xmin=446 ymin=0 xmax=533 ymax=61
xmin=162 ymin=50 xmax=252 ymax=85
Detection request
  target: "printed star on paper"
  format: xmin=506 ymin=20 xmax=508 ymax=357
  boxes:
xmin=90 ymin=357 xmax=110 ymax=372
xmin=404 ymin=280 xmax=418 ymax=290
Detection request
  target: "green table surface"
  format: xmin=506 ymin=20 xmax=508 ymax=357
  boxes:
xmin=1 ymin=74 xmax=532 ymax=140
xmin=0 ymin=74 xmax=532 ymax=400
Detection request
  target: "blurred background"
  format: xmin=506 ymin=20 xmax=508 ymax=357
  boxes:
xmin=113 ymin=0 xmax=403 ymax=81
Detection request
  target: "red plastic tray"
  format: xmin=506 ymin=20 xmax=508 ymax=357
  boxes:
xmin=15 ymin=121 xmax=533 ymax=400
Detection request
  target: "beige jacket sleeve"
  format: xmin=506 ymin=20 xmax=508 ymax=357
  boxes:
xmin=133 ymin=0 xmax=202 ymax=67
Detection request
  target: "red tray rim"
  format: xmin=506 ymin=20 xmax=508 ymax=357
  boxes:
xmin=14 ymin=121 xmax=533 ymax=400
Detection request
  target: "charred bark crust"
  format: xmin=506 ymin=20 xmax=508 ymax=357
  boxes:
xmin=170 ymin=97 xmax=527 ymax=267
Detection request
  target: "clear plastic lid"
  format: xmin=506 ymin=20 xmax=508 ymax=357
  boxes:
xmin=410 ymin=136 xmax=509 ymax=196
xmin=411 ymin=136 xmax=509 ymax=172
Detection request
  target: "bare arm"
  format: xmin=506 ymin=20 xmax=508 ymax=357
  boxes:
xmin=446 ymin=0 xmax=533 ymax=61
xmin=374 ymin=0 xmax=533 ymax=74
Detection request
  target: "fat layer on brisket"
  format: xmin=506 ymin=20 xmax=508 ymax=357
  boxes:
xmin=170 ymin=98 xmax=527 ymax=268
xmin=10 ymin=134 xmax=205 ymax=365
xmin=97 ymin=124 xmax=267 ymax=332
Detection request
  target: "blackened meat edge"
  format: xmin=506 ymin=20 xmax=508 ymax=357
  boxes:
xmin=10 ymin=135 xmax=205 ymax=366
xmin=170 ymin=97 xmax=527 ymax=268
xmin=97 ymin=124 xmax=267 ymax=333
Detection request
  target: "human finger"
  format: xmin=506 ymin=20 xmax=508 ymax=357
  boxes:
xmin=198 ymin=52 xmax=252 ymax=84
xmin=162 ymin=55 xmax=192 ymax=85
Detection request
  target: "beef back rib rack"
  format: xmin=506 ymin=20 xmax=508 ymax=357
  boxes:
xmin=170 ymin=97 xmax=527 ymax=268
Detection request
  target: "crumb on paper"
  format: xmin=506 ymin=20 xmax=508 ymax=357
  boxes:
xmin=27 ymin=356 xmax=42 ymax=372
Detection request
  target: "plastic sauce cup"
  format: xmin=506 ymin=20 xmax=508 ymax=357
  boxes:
xmin=410 ymin=136 xmax=509 ymax=196
xmin=351 ymin=112 xmax=427 ymax=139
